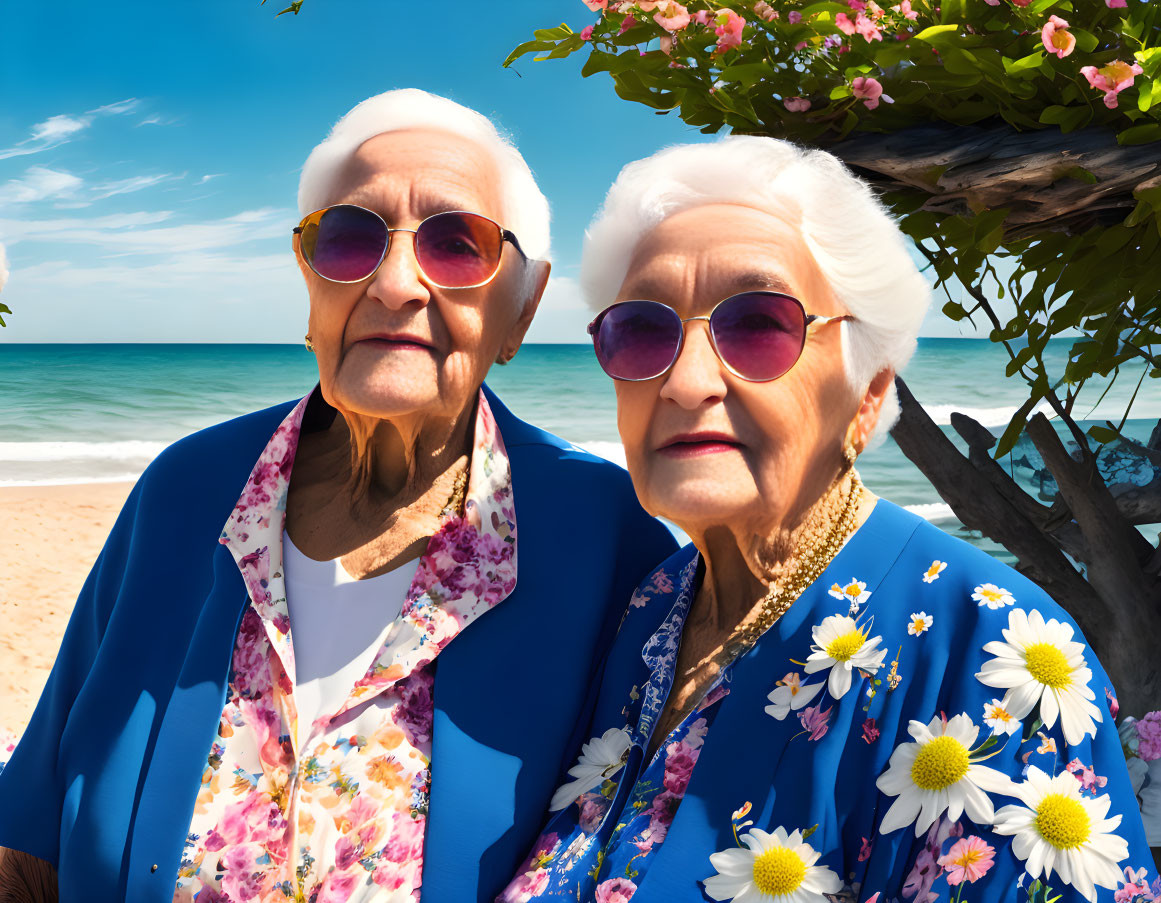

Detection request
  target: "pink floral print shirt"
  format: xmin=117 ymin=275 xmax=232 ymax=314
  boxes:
xmin=175 ymin=389 xmax=518 ymax=903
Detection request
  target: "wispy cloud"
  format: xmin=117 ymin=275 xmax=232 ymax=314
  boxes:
xmin=0 ymin=166 xmax=85 ymax=204
xmin=89 ymin=173 xmax=180 ymax=200
xmin=0 ymin=98 xmax=140 ymax=160
xmin=0 ymin=241 xmax=9 ymax=294
xmin=137 ymin=113 xmax=180 ymax=127
xmin=0 ymin=207 xmax=293 ymax=255
xmin=197 ymin=173 xmax=223 ymax=185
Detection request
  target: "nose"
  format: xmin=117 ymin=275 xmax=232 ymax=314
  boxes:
xmin=658 ymin=320 xmax=728 ymax=410
xmin=365 ymin=230 xmax=431 ymax=311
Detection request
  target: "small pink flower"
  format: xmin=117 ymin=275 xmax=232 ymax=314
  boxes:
xmin=799 ymin=703 xmax=832 ymax=740
xmin=788 ymin=9 xmax=803 ymax=23
xmin=1010 ymin=0 xmax=1031 ymax=6
xmin=984 ymin=0 xmax=1000 ymax=5
xmin=862 ymin=717 xmax=880 ymax=744
xmin=856 ymin=12 xmax=883 ymax=41
xmin=1041 ymin=15 xmax=1075 ymax=59
xmin=1136 ymin=710 xmax=1161 ymax=761
xmin=894 ymin=0 xmax=918 ymax=19
xmin=1106 ymin=0 xmax=1127 ymax=6
xmin=1115 ymin=866 xmax=1154 ymax=902
xmin=938 ymin=835 xmax=996 ymax=885
xmin=583 ymin=0 xmax=609 ymax=9
xmin=859 ymin=836 xmax=873 ymax=861
xmin=595 ymin=877 xmax=638 ymax=903
xmin=784 ymin=96 xmax=812 ymax=111
xmin=1106 ymin=687 xmax=1120 ymax=719
xmin=1066 ymin=757 xmax=1109 ymax=795
xmin=714 ymin=9 xmax=746 ymax=51
xmin=835 ymin=12 xmax=857 ymax=34
xmin=1082 ymin=60 xmax=1145 ymax=109
xmin=580 ymin=24 xmax=595 ymax=39
xmin=619 ymin=14 xmax=638 ymax=33
xmin=652 ymin=0 xmax=691 ymax=31
xmin=852 ymin=75 xmax=892 ymax=109
xmin=692 ymin=9 xmax=713 ymax=24
xmin=795 ymin=40 xmax=810 ymax=49
xmin=847 ymin=0 xmax=867 ymax=9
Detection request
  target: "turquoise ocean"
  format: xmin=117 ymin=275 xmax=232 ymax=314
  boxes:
xmin=2 ymin=341 xmax=1157 ymax=564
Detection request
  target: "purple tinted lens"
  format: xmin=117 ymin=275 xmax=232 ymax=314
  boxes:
xmin=594 ymin=301 xmax=683 ymax=380
xmin=308 ymin=206 xmax=388 ymax=281
xmin=415 ymin=212 xmax=502 ymax=287
xmin=711 ymin=292 xmax=806 ymax=381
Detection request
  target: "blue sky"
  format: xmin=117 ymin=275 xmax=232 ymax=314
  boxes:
xmin=0 ymin=0 xmax=981 ymax=343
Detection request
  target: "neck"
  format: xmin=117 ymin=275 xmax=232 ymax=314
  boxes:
xmin=315 ymin=400 xmax=476 ymax=519
xmin=688 ymin=468 xmax=867 ymax=640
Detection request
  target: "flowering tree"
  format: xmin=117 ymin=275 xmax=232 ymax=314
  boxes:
xmin=508 ymin=1 xmax=1161 ymax=720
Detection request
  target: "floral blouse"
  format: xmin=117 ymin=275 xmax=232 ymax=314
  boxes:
xmin=500 ymin=499 xmax=1158 ymax=903
xmin=175 ymin=388 xmax=518 ymax=903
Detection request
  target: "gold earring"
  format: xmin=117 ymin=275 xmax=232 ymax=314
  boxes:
xmin=304 ymin=334 xmax=315 ymax=353
xmin=843 ymin=441 xmax=858 ymax=468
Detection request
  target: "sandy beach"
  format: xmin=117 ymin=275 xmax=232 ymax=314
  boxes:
xmin=0 ymin=482 xmax=133 ymax=736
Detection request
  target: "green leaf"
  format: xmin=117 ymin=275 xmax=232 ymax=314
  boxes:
xmin=1087 ymin=424 xmax=1120 ymax=444
xmin=996 ymin=394 xmax=1041 ymax=458
xmin=1070 ymin=28 xmax=1099 ymax=55
xmin=1004 ymin=51 xmax=1047 ymax=76
xmin=915 ymin=24 xmax=961 ymax=46
xmin=1118 ymin=122 xmax=1161 ymax=146
xmin=943 ymin=300 xmax=968 ymax=320
xmin=1140 ymin=80 xmax=1157 ymax=113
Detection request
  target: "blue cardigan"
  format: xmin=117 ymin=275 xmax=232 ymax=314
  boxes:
xmin=0 ymin=385 xmax=677 ymax=903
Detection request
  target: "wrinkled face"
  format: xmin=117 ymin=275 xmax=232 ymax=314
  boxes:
xmin=298 ymin=128 xmax=535 ymax=423
xmin=611 ymin=203 xmax=860 ymax=536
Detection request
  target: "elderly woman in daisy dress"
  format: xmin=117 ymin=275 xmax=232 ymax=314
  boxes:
xmin=496 ymin=135 xmax=1158 ymax=903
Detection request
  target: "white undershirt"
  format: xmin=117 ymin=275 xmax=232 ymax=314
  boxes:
xmin=282 ymin=529 xmax=419 ymax=740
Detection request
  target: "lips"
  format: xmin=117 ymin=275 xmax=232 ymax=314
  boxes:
xmin=657 ymin=431 xmax=744 ymax=458
xmin=356 ymin=333 xmax=435 ymax=351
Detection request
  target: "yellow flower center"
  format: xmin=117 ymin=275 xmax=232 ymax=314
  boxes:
xmin=1024 ymin=642 xmax=1073 ymax=689
xmin=912 ymin=618 xmax=926 ymax=631
xmin=825 ymin=630 xmax=866 ymax=662
xmin=910 ymin=735 xmax=971 ymax=790
xmin=980 ymin=588 xmax=1003 ymax=602
xmin=1035 ymin=793 xmax=1091 ymax=849
xmin=752 ymin=846 xmax=807 ymax=896
xmin=989 ymin=706 xmax=1013 ymax=724
xmin=844 ymin=584 xmax=861 ymax=597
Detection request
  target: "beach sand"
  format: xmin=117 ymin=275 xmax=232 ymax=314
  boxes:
xmin=0 ymin=482 xmax=133 ymax=736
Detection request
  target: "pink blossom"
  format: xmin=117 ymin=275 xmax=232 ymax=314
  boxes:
xmin=788 ymin=10 xmax=803 ymax=23
xmin=1135 ymin=710 xmax=1161 ymax=761
xmin=852 ymin=75 xmax=892 ymax=109
xmin=661 ymin=737 xmax=701 ymax=794
xmin=784 ymin=96 xmax=812 ymax=112
xmin=894 ymin=0 xmax=918 ymax=19
xmin=714 ymin=9 xmax=746 ymax=51
xmin=859 ymin=836 xmax=873 ymax=861
xmin=580 ymin=24 xmax=595 ymax=39
xmin=938 ymin=835 xmax=996 ymax=885
xmin=836 ymin=12 xmax=857 ymax=34
xmin=595 ymin=877 xmax=639 ymax=903
xmin=652 ymin=0 xmax=691 ymax=31
xmin=1115 ymin=866 xmax=1155 ymax=902
xmin=847 ymin=0 xmax=867 ymax=9
xmin=862 ymin=717 xmax=880 ymax=743
xmin=903 ymin=817 xmax=963 ymax=901
xmin=855 ymin=12 xmax=883 ymax=41
xmin=799 ymin=703 xmax=832 ymax=740
xmin=583 ymin=0 xmax=609 ymax=9
xmin=795 ymin=40 xmax=810 ymax=49
xmin=1065 ymin=757 xmax=1109 ymax=795
xmin=1041 ymin=15 xmax=1075 ymax=59
xmin=1106 ymin=0 xmax=1127 ymax=5
xmin=619 ymin=14 xmax=638 ymax=33
xmin=1010 ymin=0 xmax=1031 ymax=6
xmin=692 ymin=9 xmax=713 ymax=24
xmin=754 ymin=1 xmax=778 ymax=22
xmin=984 ymin=0 xmax=1000 ymax=5
xmin=1082 ymin=59 xmax=1145 ymax=108
xmin=651 ymin=569 xmax=674 ymax=592
xmin=1106 ymin=687 xmax=1120 ymax=719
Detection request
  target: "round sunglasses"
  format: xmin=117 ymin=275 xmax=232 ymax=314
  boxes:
xmin=293 ymin=204 xmax=527 ymax=289
xmin=587 ymin=292 xmax=854 ymax=383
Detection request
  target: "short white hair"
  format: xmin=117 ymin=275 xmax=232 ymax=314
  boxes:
xmin=581 ymin=135 xmax=930 ymax=444
xmin=299 ymin=89 xmax=551 ymax=261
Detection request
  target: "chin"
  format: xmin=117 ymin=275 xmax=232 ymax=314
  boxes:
xmin=639 ymin=471 xmax=758 ymax=531
xmin=328 ymin=360 xmax=446 ymax=420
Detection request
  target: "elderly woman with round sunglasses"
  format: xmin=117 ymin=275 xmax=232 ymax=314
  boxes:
xmin=0 ymin=90 xmax=675 ymax=902
xmin=499 ymin=136 xmax=1157 ymax=903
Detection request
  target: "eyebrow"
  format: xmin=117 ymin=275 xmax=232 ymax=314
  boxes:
xmin=338 ymin=189 xmax=481 ymax=222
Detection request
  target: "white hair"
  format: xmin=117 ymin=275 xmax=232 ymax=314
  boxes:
xmin=581 ymin=135 xmax=930 ymax=444
xmin=298 ymin=89 xmax=551 ymax=261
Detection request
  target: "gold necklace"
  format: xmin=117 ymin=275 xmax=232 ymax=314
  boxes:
xmin=439 ymin=462 xmax=469 ymax=517
xmin=723 ymin=470 xmax=864 ymax=660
